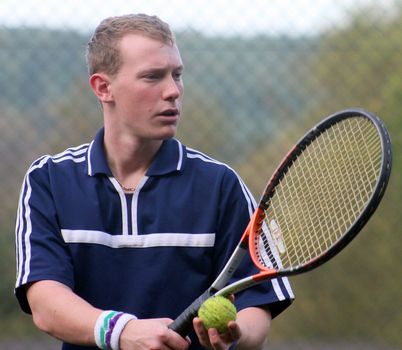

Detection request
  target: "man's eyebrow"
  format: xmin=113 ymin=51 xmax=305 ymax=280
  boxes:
xmin=138 ymin=65 xmax=184 ymax=74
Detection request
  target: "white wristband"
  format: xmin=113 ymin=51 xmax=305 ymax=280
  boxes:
xmin=110 ymin=313 xmax=137 ymax=350
xmin=94 ymin=310 xmax=137 ymax=350
xmin=94 ymin=310 xmax=115 ymax=349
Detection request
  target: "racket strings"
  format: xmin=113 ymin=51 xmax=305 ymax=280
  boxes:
xmin=257 ymin=116 xmax=383 ymax=269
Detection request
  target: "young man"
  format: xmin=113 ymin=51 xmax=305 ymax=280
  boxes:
xmin=15 ymin=14 xmax=293 ymax=350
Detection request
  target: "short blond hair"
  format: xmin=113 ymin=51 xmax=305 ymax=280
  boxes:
xmin=86 ymin=14 xmax=175 ymax=76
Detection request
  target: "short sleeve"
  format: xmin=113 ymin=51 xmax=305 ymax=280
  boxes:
xmin=15 ymin=156 xmax=75 ymax=313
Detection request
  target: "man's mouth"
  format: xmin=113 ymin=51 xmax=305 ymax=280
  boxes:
xmin=158 ymin=108 xmax=179 ymax=117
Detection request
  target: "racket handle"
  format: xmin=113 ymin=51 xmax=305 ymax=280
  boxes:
xmin=168 ymin=289 xmax=213 ymax=336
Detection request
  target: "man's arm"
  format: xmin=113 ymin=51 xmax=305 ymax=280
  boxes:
xmin=27 ymin=280 xmax=100 ymax=345
xmin=193 ymin=306 xmax=271 ymax=350
xmin=27 ymin=280 xmax=190 ymax=350
xmin=235 ymin=306 xmax=271 ymax=349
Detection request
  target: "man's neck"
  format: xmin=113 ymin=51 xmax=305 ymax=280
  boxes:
xmin=104 ymin=128 xmax=162 ymax=191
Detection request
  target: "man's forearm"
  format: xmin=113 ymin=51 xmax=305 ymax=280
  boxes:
xmin=236 ymin=306 xmax=272 ymax=350
xmin=27 ymin=280 xmax=101 ymax=346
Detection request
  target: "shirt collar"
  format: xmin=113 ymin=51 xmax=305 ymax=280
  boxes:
xmin=147 ymin=137 xmax=186 ymax=176
xmin=86 ymin=128 xmax=186 ymax=177
xmin=86 ymin=128 xmax=112 ymax=176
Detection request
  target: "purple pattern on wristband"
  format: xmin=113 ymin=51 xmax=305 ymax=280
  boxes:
xmin=105 ymin=312 xmax=124 ymax=349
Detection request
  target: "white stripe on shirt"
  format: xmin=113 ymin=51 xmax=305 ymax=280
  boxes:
xmin=61 ymin=229 xmax=216 ymax=248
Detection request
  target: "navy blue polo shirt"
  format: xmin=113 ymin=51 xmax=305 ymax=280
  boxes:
xmin=15 ymin=128 xmax=293 ymax=349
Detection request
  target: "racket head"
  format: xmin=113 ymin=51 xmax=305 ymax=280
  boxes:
xmin=249 ymin=108 xmax=392 ymax=276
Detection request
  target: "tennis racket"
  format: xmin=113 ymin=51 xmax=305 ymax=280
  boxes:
xmin=169 ymin=108 xmax=392 ymax=336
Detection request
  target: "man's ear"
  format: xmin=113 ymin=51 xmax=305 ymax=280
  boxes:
xmin=89 ymin=73 xmax=114 ymax=102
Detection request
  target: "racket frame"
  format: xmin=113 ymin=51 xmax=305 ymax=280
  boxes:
xmin=249 ymin=108 xmax=392 ymax=278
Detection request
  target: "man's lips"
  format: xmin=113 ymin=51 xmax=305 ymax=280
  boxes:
xmin=156 ymin=108 xmax=180 ymax=117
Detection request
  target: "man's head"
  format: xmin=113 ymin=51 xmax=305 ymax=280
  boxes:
xmin=86 ymin=13 xmax=175 ymax=76
xmin=87 ymin=14 xmax=184 ymax=141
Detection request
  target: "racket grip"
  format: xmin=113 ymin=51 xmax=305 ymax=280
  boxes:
xmin=168 ymin=289 xmax=213 ymax=336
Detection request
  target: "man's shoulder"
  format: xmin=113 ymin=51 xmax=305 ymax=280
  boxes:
xmin=26 ymin=143 xmax=90 ymax=174
xmin=183 ymin=146 xmax=243 ymax=186
xmin=184 ymin=146 xmax=230 ymax=170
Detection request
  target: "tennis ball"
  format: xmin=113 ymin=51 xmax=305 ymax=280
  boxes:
xmin=198 ymin=296 xmax=237 ymax=333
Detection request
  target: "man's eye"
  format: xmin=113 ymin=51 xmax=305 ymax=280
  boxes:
xmin=173 ymin=72 xmax=183 ymax=81
xmin=145 ymin=74 xmax=160 ymax=80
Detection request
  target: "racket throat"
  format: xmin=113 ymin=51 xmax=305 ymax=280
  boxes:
xmin=215 ymin=276 xmax=256 ymax=296
xmin=211 ymin=244 xmax=248 ymax=291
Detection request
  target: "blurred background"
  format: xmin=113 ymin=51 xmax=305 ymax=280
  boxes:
xmin=1 ymin=0 xmax=401 ymax=349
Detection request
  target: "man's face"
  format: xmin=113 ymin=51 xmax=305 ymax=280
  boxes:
xmin=108 ymin=34 xmax=184 ymax=140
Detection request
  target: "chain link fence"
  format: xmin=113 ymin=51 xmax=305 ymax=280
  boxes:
xmin=1 ymin=0 xmax=402 ymax=349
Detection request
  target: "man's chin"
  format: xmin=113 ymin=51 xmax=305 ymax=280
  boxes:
xmin=153 ymin=127 xmax=178 ymax=141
